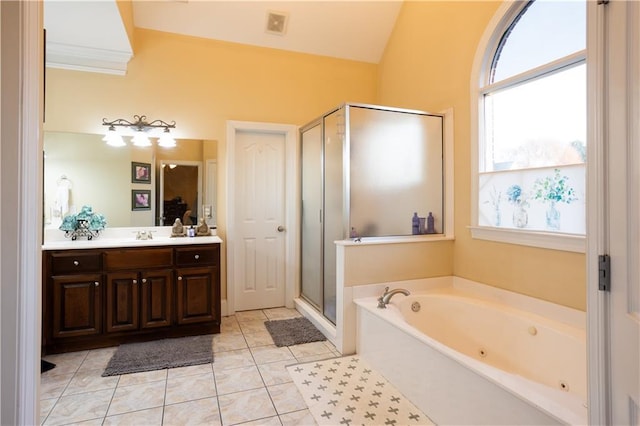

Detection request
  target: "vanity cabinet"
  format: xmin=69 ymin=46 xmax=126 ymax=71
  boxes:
xmin=42 ymin=243 xmax=221 ymax=354
xmin=48 ymin=251 xmax=103 ymax=340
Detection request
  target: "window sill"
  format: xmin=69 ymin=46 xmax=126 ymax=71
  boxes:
xmin=468 ymin=226 xmax=585 ymax=253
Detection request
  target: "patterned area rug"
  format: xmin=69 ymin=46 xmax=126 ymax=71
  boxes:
xmin=102 ymin=335 xmax=213 ymax=376
xmin=265 ymin=317 xmax=327 ymax=347
xmin=288 ymin=356 xmax=434 ymax=425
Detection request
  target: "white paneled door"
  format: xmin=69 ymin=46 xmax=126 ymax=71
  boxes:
xmin=232 ymin=128 xmax=287 ymax=311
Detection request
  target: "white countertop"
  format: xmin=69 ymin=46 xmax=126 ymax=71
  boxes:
xmin=42 ymin=226 xmax=222 ymax=251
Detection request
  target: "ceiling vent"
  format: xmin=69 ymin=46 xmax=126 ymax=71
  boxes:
xmin=266 ymin=11 xmax=288 ymax=36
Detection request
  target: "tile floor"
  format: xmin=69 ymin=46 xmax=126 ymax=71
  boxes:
xmin=40 ymin=308 xmax=340 ymax=426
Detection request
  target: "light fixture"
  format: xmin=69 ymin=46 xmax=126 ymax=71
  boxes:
xmin=102 ymin=114 xmax=176 ymax=148
xmin=102 ymin=125 xmax=126 ymax=147
xmin=158 ymin=128 xmax=177 ymax=148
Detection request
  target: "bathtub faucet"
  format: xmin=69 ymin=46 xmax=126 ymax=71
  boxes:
xmin=377 ymin=286 xmax=410 ymax=308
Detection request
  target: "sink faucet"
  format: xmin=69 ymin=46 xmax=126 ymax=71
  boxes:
xmin=377 ymin=286 xmax=410 ymax=308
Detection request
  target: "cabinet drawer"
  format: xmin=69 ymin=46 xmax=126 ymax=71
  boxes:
xmin=105 ymin=248 xmax=173 ymax=271
xmin=51 ymin=252 xmax=102 ymax=275
xmin=175 ymin=246 xmax=219 ymax=267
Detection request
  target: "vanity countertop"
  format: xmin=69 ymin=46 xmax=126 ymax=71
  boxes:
xmin=42 ymin=226 xmax=222 ymax=251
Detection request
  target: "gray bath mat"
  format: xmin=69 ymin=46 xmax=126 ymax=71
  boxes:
xmin=265 ymin=317 xmax=326 ymax=347
xmin=102 ymin=335 xmax=213 ymax=377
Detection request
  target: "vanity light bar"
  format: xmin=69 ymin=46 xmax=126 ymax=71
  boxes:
xmin=102 ymin=114 xmax=177 ymax=148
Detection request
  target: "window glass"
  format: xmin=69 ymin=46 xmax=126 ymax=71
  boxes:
xmin=476 ymin=0 xmax=586 ymax=237
xmin=491 ymin=1 xmax=586 ymax=83
xmin=484 ymin=63 xmax=586 ymax=172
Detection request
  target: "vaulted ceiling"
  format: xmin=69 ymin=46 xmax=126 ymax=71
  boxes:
xmin=44 ymin=1 xmax=404 ymax=75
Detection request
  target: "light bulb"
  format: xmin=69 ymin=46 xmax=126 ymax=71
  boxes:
xmin=103 ymin=127 xmax=125 ymax=147
xmin=132 ymin=130 xmax=151 ymax=147
xmin=158 ymin=129 xmax=176 ymax=148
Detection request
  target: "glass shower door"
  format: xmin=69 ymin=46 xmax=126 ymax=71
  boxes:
xmin=300 ymin=122 xmax=323 ymax=311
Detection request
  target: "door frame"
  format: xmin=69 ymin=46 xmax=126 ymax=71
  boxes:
xmin=226 ymin=120 xmax=299 ymax=315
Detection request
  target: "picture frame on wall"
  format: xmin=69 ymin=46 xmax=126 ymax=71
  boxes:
xmin=131 ymin=162 xmax=151 ymax=183
xmin=132 ymin=189 xmax=151 ymax=211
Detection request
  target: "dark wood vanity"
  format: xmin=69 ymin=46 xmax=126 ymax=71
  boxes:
xmin=42 ymin=243 xmax=220 ymax=354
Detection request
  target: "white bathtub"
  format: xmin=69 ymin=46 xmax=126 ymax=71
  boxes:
xmin=355 ymin=281 xmax=587 ymax=425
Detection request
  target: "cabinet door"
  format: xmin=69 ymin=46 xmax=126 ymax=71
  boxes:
xmin=175 ymin=267 xmax=217 ymax=325
xmin=52 ymin=274 xmax=102 ymax=339
xmin=106 ymin=272 xmax=139 ymax=333
xmin=140 ymin=269 xmax=172 ymax=329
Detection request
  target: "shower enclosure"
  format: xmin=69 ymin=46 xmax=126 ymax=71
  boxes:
xmin=300 ymin=103 xmax=444 ymax=324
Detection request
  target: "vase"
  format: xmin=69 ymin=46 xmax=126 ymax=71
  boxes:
xmin=512 ymin=204 xmax=528 ymax=228
xmin=546 ymin=201 xmax=560 ymax=231
xmin=493 ymin=205 xmax=501 ymax=227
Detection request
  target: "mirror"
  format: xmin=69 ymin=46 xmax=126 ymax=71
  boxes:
xmin=43 ymin=131 xmax=217 ymax=230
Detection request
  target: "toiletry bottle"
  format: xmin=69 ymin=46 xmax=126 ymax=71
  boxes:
xmin=412 ymin=212 xmax=420 ymax=235
xmin=426 ymin=212 xmax=435 ymax=234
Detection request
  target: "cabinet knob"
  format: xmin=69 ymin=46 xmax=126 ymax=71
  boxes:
xmin=194 ymin=254 xmax=200 ymax=260
xmin=94 ymin=281 xmax=99 ymax=287
xmin=141 ymin=278 xmax=147 ymax=284
xmin=133 ymin=279 xmax=138 ymax=284
xmin=178 ymin=276 xmax=183 ymax=281
xmin=73 ymin=260 xmax=79 ymax=266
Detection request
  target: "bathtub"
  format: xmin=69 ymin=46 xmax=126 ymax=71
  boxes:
xmin=354 ymin=282 xmax=587 ymax=425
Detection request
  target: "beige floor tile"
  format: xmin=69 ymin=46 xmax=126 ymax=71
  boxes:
xmin=59 ymin=419 xmax=104 ymax=426
xmin=167 ymin=362 xmax=214 ymax=379
xmin=295 ymin=353 xmax=337 ymax=364
xmin=214 ymin=365 xmax=264 ymax=395
xmin=41 ymin=351 xmax=88 ymax=377
xmin=39 ymin=398 xmax=57 ymax=425
xmin=165 ymin=371 xmax=216 ymax=405
xmin=221 ymin=316 xmax=241 ymax=334
xmin=243 ymin=330 xmax=275 ymax=348
xmin=63 ymin=369 xmax=119 ymax=396
xmin=40 ymin=373 xmax=74 ymax=399
xmin=235 ymin=310 xmax=267 ymax=322
xmin=263 ymin=307 xmax=301 ymax=320
xmin=288 ymin=342 xmax=333 ymax=359
xmin=103 ymin=407 xmax=163 ymax=425
xmin=250 ymin=345 xmax=295 ymax=365
xmin=279 ymin=408 xmax=318 ymax=426
xmin=43 ymin=388 xmax=113 ymax=426
xmin=213 ymin=332 xmax=248 ymax=352
xmin=107 ymin=380 xmax=166 ymax=416
xmin=213 ymin=348 xmax=256 ymax=370
xmin=116 ymin=368 xmax=167 ymax=387
xmin=77 ymin=347 xmax=118 ymax=372
xmin=240 ymin=415 xmax=282 ymax=425
xmin=268 ymin=382 xmax=307 ymax=415
xmin=163 ymin=397 xmax=222 ymax=426
xmin=218 ymin=388 xmax=277 ymax=425
xmin=257 ymin=360 xmax=294 ymax=386
xmin=238 ymin=319 xmax=268 ymax=334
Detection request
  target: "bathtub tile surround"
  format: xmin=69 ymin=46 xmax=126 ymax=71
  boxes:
xmin=288 ymin=355 xmax=434 ymax=426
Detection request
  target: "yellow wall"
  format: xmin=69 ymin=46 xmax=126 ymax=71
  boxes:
xmin=44 ymin=28 xmax=378 ymax=301
xmin=376 ymin=1 xmax=586 ymax=310
xmin=44 ymin=6 xmax=588 ymax=311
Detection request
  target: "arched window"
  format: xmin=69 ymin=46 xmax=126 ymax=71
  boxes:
xmin=472 ymin=0 xmax=586 ymax=251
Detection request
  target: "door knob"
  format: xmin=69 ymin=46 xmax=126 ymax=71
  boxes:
xmin=277 ymin=225 xmax=285 ymax=232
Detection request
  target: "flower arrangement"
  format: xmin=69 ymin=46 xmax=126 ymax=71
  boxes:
xmin=506 ymin=184 xmax=528 ymax=207
xmin=533 ymin=169 xmax=577 ymax=204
